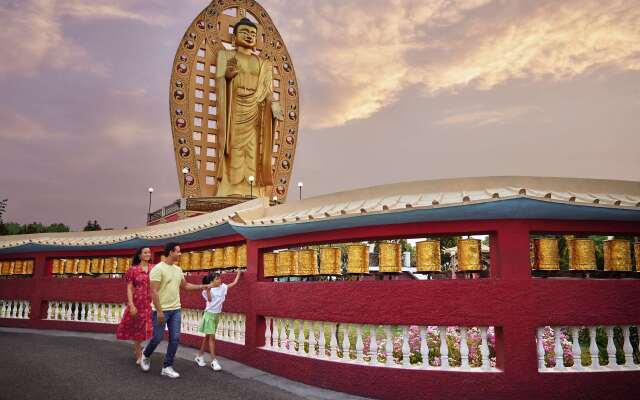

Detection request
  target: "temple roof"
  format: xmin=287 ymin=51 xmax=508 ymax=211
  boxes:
xmin=1 ymin=176 xmax=639 ymax=253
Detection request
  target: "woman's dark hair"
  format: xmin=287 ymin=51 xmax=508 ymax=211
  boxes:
xmin=202 ymin=271 xmax=220 ymax=285
xmin=163 ymin=242 xmax=180 ymax=257
xmin=132 ymin=247 xmax=150 ymax=266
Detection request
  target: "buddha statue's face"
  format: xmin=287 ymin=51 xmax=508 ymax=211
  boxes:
xmin=235 ymin=24 xmax=257 ymax=49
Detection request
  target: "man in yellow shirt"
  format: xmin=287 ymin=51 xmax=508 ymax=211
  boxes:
xmin=140 ymin=242 xmax=210 ymax=378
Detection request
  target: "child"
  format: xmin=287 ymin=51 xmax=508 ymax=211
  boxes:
xmin=194 ymin=270 xmax=241 ymax=371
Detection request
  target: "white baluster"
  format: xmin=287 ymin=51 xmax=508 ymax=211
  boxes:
xmin=369 ymin=325 xmax=378 ymax=365
xmin=46 ymin=301 xmax=53 ymax=320
xmin=355 ymin=324 xmax=364 ymax=363
xmin=272 ymin=318 xmax=280 ymax=351
xmin=622 ymin=325 xmax=634 ymax=368
xmin=282 ymin=319 xmax=291 ymax=353
xmin=420 ymin=326 xmax=429 ymax=369
xmin=26 ymin=301 xmax=32 ymax=319
xmin=318 ymin=321 xmax=326 ymax=359
xmin=537 ymin=327 xmax=547 ymax=370
xmin=99 ymin=303 xmax=106 ymax=323
xmin=11 ymin=301 xmax=19 ymax=318
xmin=589 ymin=327 xmax=600 ymax=369
xmin=74 ymin=303 xmax=80 ymax=320
xmin=0 ymin=300 xmax=5 ymax=318
xmin=553 ymin=326 xmax=565 ymax=370
xmin=298 ymin=320 xmax=306 ymax=355
xmin=264 ymin=316 xmax=272 ymax=349
xmin=90 ymin=303 xmax=97 ymax=322
xmin=384 ymin=325 xmax=393 ymax=366
xmin=460 ymin=327 xmax=470 ymax=370
xmin=402 ymin=326 xmax=411 ymax=367
xmin=17 ymin=301 xmax=25 ymax=319
xmin=439 ymin=326 xmax=450 ymax=369
xmin=231 ymin=314 xmax=238 ymax=342
xmin=606 ymin=326 xmax=618 ymax=368
xmin=571 ymin=327 xmax=583 ymax=370
xmin=241 ymin=314 xmax=246 ymax=344
xmin=329 ymin=323 xmax=339 ymax=360
xmin=309 ymin=321 xmax=317 ymax=358
xmin=480 ymin=327 xmax=490 ymax=370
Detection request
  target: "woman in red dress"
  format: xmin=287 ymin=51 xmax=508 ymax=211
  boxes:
xmin=116 ymin=247 xmax=154 ymax=364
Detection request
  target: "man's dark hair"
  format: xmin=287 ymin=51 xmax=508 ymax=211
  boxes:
xmin=233 ymin=17 xmax=257 ymax=35
xmin=163 ymin=242 xmax=180 ymax=257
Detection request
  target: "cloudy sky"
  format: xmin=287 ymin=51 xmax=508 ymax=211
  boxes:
xmin=1 ymin=0 xmax=639 ymax=230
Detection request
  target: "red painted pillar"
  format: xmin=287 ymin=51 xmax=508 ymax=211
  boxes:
xmin=30 ymin=254 xmax=48 ymax=322
xmin=244 ymin=240 xmax=261 ymax=353
xmin=493 ymin=220 xmax=538 ymax=383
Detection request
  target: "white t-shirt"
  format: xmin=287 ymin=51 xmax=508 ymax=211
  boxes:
xmin=202 ymin=283 xmax=228 ymax=313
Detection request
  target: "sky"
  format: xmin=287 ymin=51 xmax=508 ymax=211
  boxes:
xmin=1 ymin=0 xmax=639 ymax=230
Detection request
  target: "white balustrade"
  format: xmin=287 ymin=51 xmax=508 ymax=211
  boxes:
xmin=179 ymin=308 xmax=246 ymax=345
xmin=0 ymin=299 xmax=30 ymax=319
xmin=536 ymin=325 xmax=640 ymax=372
xmin=46 ymin=301 xmax=124 ymax=324
xmin=261 ymin=317 xmax=498 ymax=372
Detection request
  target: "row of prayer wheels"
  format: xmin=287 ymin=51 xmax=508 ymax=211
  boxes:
xmin=167 ymin=244 xmax=247 ymax=271
xmin=0 ymin=260 xmax=35 ymax=276
xmin=51 ymin=257 xmax=133 ymax=274
xmin=262 ymin=239 xmax=484 ymax=277
xmin=532 ymin=238 xmax=640 ymax=271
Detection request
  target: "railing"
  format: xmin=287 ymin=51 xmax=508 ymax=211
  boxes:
xmin=536 ymin=325 xmax=640 ymax=372
xmin=182 ymin=309 xmax=246 ymax=345
xmin=0 ymin=299 xmax=31 ymax=319
xmin=262 ymin=317 xmax=497 ymax=371
xmin=44 ymin=301 xmax=245 ymax=345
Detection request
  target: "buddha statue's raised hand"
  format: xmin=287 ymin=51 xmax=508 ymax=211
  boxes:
xmin=225 ymin=56 xmax=239 ymax=80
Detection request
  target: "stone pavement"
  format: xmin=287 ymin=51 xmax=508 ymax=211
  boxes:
xmin=0 ymin=328 xmax=370 ymax=400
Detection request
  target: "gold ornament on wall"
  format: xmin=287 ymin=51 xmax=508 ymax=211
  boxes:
xmin=347 ymin=244 xmax=369 ymax=274
xmin=263 ymin=252 xmax=276 ymax=278
xmin=568 ymin=238 xmax=597 ymax=271
xmin=533 ymin=238 xmax=560 ymax=270
xmin=236 ymin=244 xmax=247 ymax=269
xmin=603 ymin=239 xmax=631 ymax=271
xmin=76 ymin=259 xmax=88 ymax=274
xmin=457 ymin=239 xmax=482 ymax=272
xmin=202 ymin=250 xmax=213 ymax=270
xmin=297 ymin=249 xmax=318 ymax=276
xmin=213 ymin=249 xmax=225 ymax=270
xmin=64 ymin=259 xmax=77 ymax=274
xmin=276 ymin=251 xmax=297 ymax=277
xmin=379 ymin=242 xmax=402 ymax=273
xmin=190 ymin=252 xmax=202 ymax=271
xmin=224 ymin=246 xmax=237 ymax=269
xmin=320 ymin=247 xmax=342 ymax=275
xmin=51 ymin=259 xmax=61 ymax=274
xmin=416 ymin=240 xmax=441 ymax=272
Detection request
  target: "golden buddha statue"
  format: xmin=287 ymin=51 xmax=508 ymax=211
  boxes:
xmin=215 ymin=18 xmax=284 ymax=197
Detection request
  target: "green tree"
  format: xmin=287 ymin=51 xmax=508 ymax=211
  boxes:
xmin=83 ymin=220 xmax=102 ymax=231
xmin=46 ymin=223 xmax=71 ymax=233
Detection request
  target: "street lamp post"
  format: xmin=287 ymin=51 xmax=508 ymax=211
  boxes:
xmin=248 ymin=175 xmax=255 ymax=198
xmin=298 ymin=181 xmax=303 ymax=201
xmin=147 ymin=187 xmax=154 ymax=215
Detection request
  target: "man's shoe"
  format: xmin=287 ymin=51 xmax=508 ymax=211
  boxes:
xmin=194 ymin=355 xmax=206 ymax=367
xmin=140 ymin=354 xmax=150 ymax=372
xmin=211 ymin=359 xmax=222 ymax=371
xmin=161 ymin=366 xmax=181 ymax=378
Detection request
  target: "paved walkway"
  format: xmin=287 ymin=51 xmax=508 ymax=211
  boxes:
xmin=0 ymin=328 xmax=370 ymax=400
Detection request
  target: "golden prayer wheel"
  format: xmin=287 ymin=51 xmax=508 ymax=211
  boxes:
xmin=347 ymin=244 xmax=369 ymax=274
xmin=263 ymin=252 xmax=277 ymax=277
xmin=319 ymin=247 xmax=342 ymax=275
xmin=124 ymin=257 xmax=133 ymax=272
xmin=115 ymin=257 xmax=128 ymax=274
xmin=276 ymin=251 xmax=297 ymax=276
xmin=190 ymin=252 xmax=202 ymax=270
xmin=296 ymin=249 xmax=319 ymax=275
xmin=76 ymin=259 xmax=89 ymax=274
xmin=51 ymin=259 xmax=61 ymax=274
xmin=223 ymin=246 xmax=237 ymax=269
xmin=416 ymin=240 xmax=441 ymax=272
xmin=568 ymin=238 xmax=597 ymax=271
xmin=635 ymin=243 xmax=640 ymax=271
xmin=378 ymin=242 xmax=402 ymax=273
xmin=13 ymin=260 xmax=24 ymax=275
xmin=96 ymin=258 xmax=109 ymax=274
xmin=236 ymin=244 xmax=247 ymax=269
xmin=533 ymin=238 xmax=560 ymax=270
xmin=201 ymin=250 xmax=213 ymax=270
xmin=604 ymin=239 xmax=631 ymax=271
xmin=212 ymin=249 xmax=225 ymax=270
xmin=0 ymin=261 xmax=5 ymax=275
xmin=24 ymin=260 xmax=34 ymax=275
xmin=5 ymin=261 xmax=15 ymax=275
xmin=63 ymin=259 xmax=77 ymax=274
xmin=179 ymin=252 xmax=192 ymax=271
xmin=457 ymin=239 xmax=482 ymax=272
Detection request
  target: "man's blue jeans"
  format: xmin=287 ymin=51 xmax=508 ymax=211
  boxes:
xmin=143 ymin=309 xmax=181 ymax=368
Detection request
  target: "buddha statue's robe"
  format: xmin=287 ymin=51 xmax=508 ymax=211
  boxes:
xmin=215 ymin=49 xmax=275 ymax=197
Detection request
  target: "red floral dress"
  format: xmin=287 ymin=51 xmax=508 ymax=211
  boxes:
xmin=116 ymin=264 xmax=154 ymax=341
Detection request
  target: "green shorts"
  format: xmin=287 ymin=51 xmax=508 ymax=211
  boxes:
xmin=199 ymin=311 xmax=220 ymax=335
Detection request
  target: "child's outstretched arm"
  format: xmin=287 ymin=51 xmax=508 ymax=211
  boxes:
xmin=226 ymin=271 xmax=242 ymax=289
